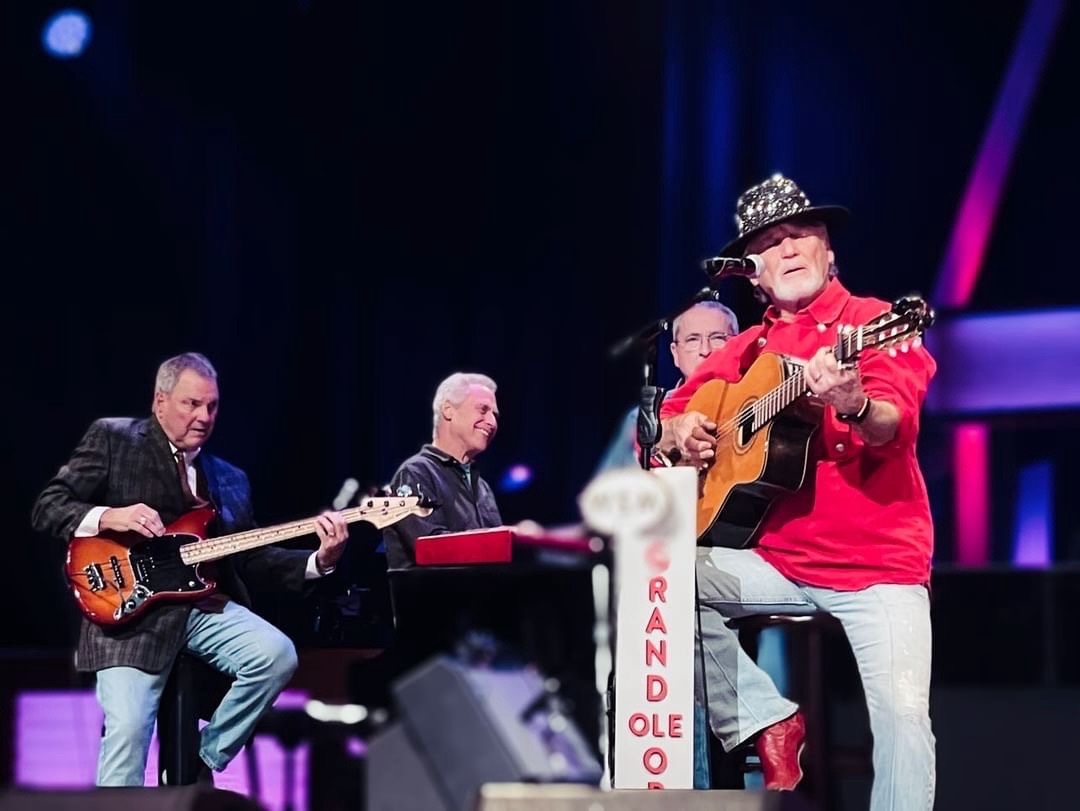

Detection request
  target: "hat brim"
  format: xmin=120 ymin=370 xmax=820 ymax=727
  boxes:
xmin=718 ymin=205 xmax=850 ymax=258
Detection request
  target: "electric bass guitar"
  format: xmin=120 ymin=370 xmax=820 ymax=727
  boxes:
xmin=65 ymin=495 xmax=433 ymax=626
xmin=687 ymin=294 xmax=934 ymax=548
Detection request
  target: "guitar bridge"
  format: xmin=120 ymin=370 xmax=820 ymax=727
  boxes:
xmin=84 ymin=563 xmax=106 ymax=593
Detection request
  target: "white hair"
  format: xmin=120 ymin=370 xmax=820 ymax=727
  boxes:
xmin=155 ymin=352 xmax=217 ymax=394
xmin=432 ymin=372 xmax=498 ymax=439
xmin=672 ymin=300 xmax=740 ymax=341
xmin=751 ymin=262 xmax=839 ymax=304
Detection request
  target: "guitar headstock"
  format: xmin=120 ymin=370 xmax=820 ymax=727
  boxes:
xmin=393 ymin=483 xmax=439 ymax=513
xmin=354 ymin=494 xmax=436 ymax=528
xmin=835 ymin=293 xmax=935 ymax=366
xmin=415 ymin=492 xmax=438 ymax=514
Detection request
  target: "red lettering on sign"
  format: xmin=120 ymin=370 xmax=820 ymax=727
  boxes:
xmin=648 ymin=576 xmax=668 ymax=603
xmin=644 ymin=606 xmax=667 ymax=634
xmin=669 ymin=713 xmax=683 ymax=738
xmin=645 ymin=541 xmax=670 ymax=573
xmin=646 ymin=674 xmax=668 ymax=702
xmin=628 ymin=712 xmax=685 ymax=740
xmin=645 ymin=638 xmax=667 ymax=667
xmin=628 ymin=713 xmax=649 ymax=737
xmin=643 ymin=747 xmax=668 ymax=775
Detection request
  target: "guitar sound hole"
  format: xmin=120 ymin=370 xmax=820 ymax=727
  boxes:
xmin=736 ymin=416 xmax=754 ymax=449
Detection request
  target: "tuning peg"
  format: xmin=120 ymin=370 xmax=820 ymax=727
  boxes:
xmin=900 ymin=342 xmax=910 ymax=353
xmin=913 ymin=337 xmax=923 ymax=348
xmin=888 ymin=347 xmax=898 ymax=357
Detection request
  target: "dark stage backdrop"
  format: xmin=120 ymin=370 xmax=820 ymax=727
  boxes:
xmin=3 ymin=1 xmax=1078 ymax=649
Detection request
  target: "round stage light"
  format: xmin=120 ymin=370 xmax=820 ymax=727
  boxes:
xmin=42 ymin=9 xmax=92 ymax=59
xmin=500 ymin=464 xmax=534 ymax=492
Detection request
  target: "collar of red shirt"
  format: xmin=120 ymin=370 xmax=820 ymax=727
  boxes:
xmin=762 ymin=278 xmax=851 ymax=328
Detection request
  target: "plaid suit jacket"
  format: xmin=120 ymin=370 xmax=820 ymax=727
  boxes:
xmin=32 ymin=416 xmax=309 ymax=673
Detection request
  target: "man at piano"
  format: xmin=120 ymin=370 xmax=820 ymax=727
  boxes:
xmin=31 ymin=352 xmax=349 ymax=785
xmin=383 ymin=371 xmax=503 ymax=569
xmin=656 ymin=175 xmax=936 ymax=810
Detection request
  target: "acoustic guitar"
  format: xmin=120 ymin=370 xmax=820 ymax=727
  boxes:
xmin=687 ymin=295 xmax=934 ymax=548
xmin=66 ymin=495 xmax=432 ymax=626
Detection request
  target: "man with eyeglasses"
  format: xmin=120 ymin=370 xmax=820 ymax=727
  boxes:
xmin=595 ymin=299 xmax=739 ymax=473
xmin=669 ymin=302 xmax=740 ymax=381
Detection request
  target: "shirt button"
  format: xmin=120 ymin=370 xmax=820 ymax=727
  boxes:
xmin=817 ymin=323 xmax=827 ymax=333
xmin=834 ymin=442 xmax=846 ymax=454
xmin=757 ymin=337 xmax=767 ymax=347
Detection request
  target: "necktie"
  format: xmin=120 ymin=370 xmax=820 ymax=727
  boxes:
xmin=175 ymin=450 xmax=208 ymax=508
xmin=176 ymin=449 xmax=224 ymax=613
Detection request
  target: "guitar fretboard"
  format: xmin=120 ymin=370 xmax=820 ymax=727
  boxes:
xmin=749 ymin=359 xmax=807 ymax=432
xmin=178 ymin=499 xmax=420 ymax=564
xmin=710 ymin=299 xmax=930 ymax=461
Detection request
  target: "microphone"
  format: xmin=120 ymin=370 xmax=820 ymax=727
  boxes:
xmin=331 ymin=477 xmax=360 ymax=510
xmin=702 ymin=253 xmax=765 ymax=281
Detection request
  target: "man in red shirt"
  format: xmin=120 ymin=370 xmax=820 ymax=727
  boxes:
xmin=659 ymin=175 xmax=935 ymax=809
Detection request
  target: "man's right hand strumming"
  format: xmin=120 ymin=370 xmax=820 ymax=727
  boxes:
xmin=659 ymin=412 xmax=717 ymax=468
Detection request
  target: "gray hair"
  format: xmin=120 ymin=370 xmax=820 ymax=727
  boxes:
xmin=672 ymin=300 xmax=740 ymax=341
xmin=432 ymin=372 xmax=498 ymax=438
xmin=155 ymin=352 xmax=217 ymax=394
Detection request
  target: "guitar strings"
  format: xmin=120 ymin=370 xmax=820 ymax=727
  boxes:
xmin=707 ymin=317 xmax=914 ymax=441
xmin=182 ymin=504 xmax=416 ymax=561
xmin=73 ymin=503 xmax=421 ymax=575
xmin=710 ymin=360 xmax=807 ymax=442
xmin=708 ymin=324 xmax=865 ymax=441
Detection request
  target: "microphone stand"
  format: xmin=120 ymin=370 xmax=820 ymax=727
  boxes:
xmin=608 ymin=287 xmax=724 ymax=470
xmin=635 ymin=344 xmax=665 ymax=470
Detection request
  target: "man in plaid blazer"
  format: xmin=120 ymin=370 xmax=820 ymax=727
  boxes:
xmin=32 ymin=352 xmax=349 ymax=785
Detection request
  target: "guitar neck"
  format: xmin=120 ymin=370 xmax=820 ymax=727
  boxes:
xmin=715 ymin=298 xmax=931 ymax=451
xmin=178 ymin=500 xmax=411 ymax=565
xmin=749 ymin=323 xmax=880 ymax=431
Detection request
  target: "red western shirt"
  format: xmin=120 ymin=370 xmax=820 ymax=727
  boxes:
xmin=661 ymin=280 xmax=935 ymax=591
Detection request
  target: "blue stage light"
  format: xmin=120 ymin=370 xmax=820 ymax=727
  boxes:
xmin=499 ymin=464 xmax=533 ymax=492
xmin=42 ymin=9 xmax=92 ymax=59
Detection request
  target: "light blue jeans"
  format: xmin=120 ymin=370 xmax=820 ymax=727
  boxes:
xmin=95 ymin=600 xmax=298 ymax=786
xmin=695 ymin=547 xmax=935 ymax=811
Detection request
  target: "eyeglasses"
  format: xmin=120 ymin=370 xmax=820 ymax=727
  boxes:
xmin=676 ymin=333 xmax=731 ymax=351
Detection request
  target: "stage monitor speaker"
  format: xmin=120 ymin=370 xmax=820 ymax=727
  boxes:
xmin=476 ymin=783 xmax=816 ymax=810
xmin=0 ymin=786 xmax=262 ymax=811
xmin=367 ymin=655 xmax=603 ymax=811
xmin=366 ymin=721 xmax=450 ymax=811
